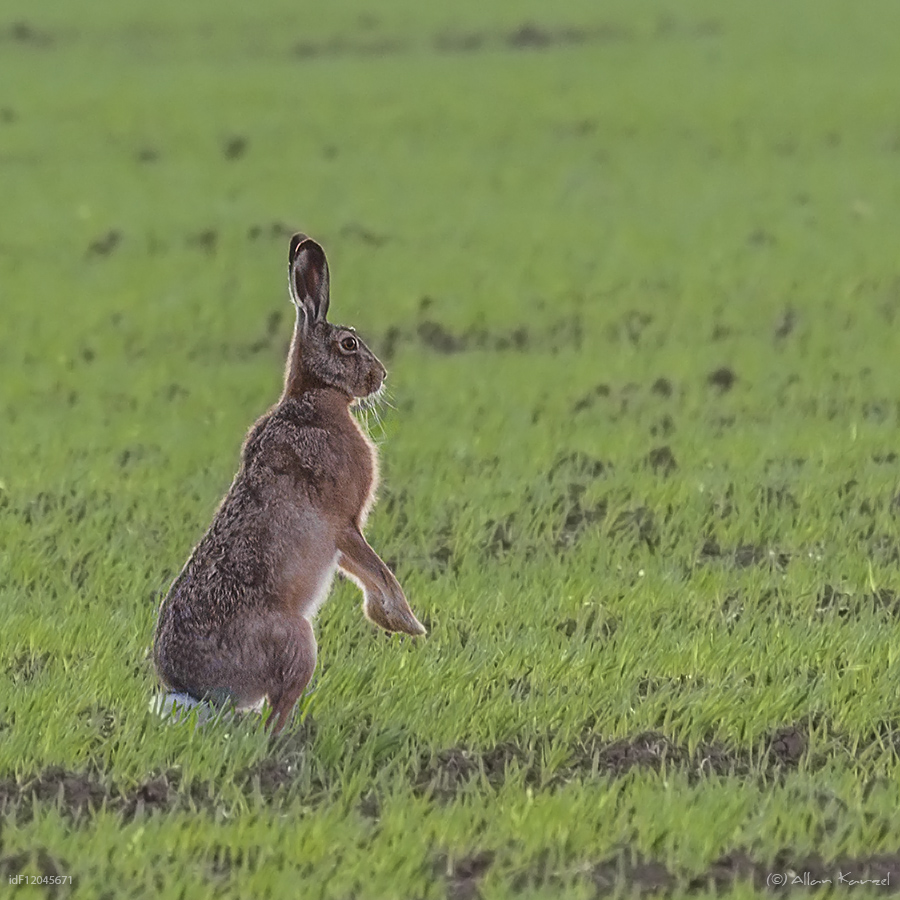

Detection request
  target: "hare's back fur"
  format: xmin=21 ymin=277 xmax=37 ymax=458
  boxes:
xmin=154 ymin=390 xmax=376 ymax=704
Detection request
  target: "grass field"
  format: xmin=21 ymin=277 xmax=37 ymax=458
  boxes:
xmin=3 ymin=0 xmax=900 ymax=896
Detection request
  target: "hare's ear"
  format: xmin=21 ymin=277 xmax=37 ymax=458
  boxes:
xmin=288 ymin=234 xmax=330 ymax=323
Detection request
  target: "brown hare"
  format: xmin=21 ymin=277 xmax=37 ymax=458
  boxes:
xmin=153 ymin=234 xmax=425 ymax=733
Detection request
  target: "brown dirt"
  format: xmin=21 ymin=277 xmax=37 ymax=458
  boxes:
xmin=293 ymin=36 xmax=406 ymax=59
xmin=5 ymin=651 xmax=50 ymax=685
xmin=222 ymin=135 xmax=247 ymax=160
xmin=186 ymin=228 xmax=218 ymax=254
xmin=555 ymin=494 xmax=608 ymax=551
xmin=339 ymin=222 xmax=389 ymax=246
xmin=0 ymin=766 xmax=182 ymax=822
xmin=0 ymin=847 xmax=73 ymax=894
xmin=651 ymin=377 xmax=674 ymax=397
xmin=609 ymin=505 xmax=657 ymax=549
xmin=572 ymin=383 xmax=612 ymax=412
xmin=239 ymin=716 xmax=319 ymax=800
xmin=707 ymin=366 xmax=737 ymax=391
xmin=246 ymin=221 xmax=297 ymax=242
xmin=433 ymin=851 xmax=495 ymax=900
xmin=644 ymin=445 xmax=678 ymax=475
xmin=444 ymin=847 xmax=900 ymax=897
xmin=86 ymin=230 xmax=121 ymax=258
xmin=0 ymin=720 xmax=896 ymax=825
xmin=816 ymin=585 xmax=900 ymax=619
xmin=0 ymin=719 xmax=313 ymax=821
xmin=593 ymin=849 xmax=900 ymax=896
xmin=774 ymin=308 xmax=797 ymax=340
xmin=548 ymin=452 xmax=610 ymax=481
xmin=289 ymin=21 xmax=643 ymax=62
xmin=698 ymin=539 xmax=790 ymax=570
xmin=504 ymin=23 xmax=630 ymax=50
xmin=4 ymin=21 xmax=54 ymax=47
xmin=413 ymin=723 xmax=834 ymax=802
xmin=375 ymin=315 xmax=580 ymax=359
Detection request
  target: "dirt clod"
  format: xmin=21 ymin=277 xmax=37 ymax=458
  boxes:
xmin=187 ymin=229 xmax=218 ymax=254
xmin=650 ymin=377 xmax=673 ymax=397
xmin=223 ymin=136 xmax=247 ymax=159
xmin=774 ymin=308 xmax=797 ymax=340
xmin=707 ymin=366 xmax=737 ymax=391
xmin=87 ymin=230 xmax=122 ymax=258
xmin=767 ymin=726 xmax=807 ymax=767
xmin=418 ymin=320 xmax=465 ymax=354
xmin=435 ymin=851 xmax=495 ymax=900
xmin=645 ymin=445 xmax=677 ymax=475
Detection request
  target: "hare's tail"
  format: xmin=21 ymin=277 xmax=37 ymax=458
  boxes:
xmin=150 ymin=691 xmax=214 ymax=724
xmin=150 ymin=690 xmax=267 ymax=726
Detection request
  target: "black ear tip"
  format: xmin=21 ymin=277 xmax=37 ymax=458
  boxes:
xmin=289 ymin=234 xmax=328 ymax=271
xmin=288 ymin=233 xmax=310 ymax=265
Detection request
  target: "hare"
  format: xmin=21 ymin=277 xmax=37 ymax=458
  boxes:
xmin=153 ymin=234 xmax=425 ymax=733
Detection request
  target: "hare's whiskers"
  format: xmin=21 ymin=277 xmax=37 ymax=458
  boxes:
xmin=353 ymin=386 xmax=390 ymax=444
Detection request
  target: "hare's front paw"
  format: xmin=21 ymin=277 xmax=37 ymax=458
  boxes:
xmin=363 ymin=589 xmax=426 ymax=636
xmin=338 ymin=528 xmax=427 ymax=636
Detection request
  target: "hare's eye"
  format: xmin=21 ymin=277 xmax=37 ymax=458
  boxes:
xmin=340 ymin=335 xmax=359 ymax=353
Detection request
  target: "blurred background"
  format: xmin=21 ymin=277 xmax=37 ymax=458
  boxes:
xmin=3 ymin=1 xmax=900 ymax=895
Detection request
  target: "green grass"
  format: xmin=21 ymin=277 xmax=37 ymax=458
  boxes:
xmin=3 ymin=0 xmax=900 ymax=896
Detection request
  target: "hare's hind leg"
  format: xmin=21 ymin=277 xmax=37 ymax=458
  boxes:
xmin=265 ymin=615 xmax=317 ymax=734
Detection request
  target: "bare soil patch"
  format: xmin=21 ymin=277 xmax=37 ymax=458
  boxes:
xmin=438 ymin=847 xmax=900 ymax=897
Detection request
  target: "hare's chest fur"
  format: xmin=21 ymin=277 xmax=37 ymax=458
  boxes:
xmin=299 ymin=552 xmax=340 ymax=622
xmin=349 ymin=415 xmax=380 ymax=528
xmin=257 ymin=406 xmax=378 ymax=619
xmin=273 ymin=395 xmax=378 ymax=521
